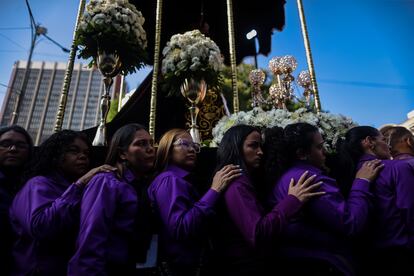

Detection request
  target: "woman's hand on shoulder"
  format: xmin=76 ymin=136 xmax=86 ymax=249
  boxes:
xmin=211 ymin=164 xmax=242 ymax=193
xmin=76 ymin=165 xmax=117 ymax=188
xmin=288 ymin=171 xmax=325 ymax=203
xmin=356 ymin=159 xmax=384 ymax=183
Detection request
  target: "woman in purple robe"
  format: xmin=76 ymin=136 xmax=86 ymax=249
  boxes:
xmin=211 ymin=125 xmax=324 ymax=276
xmin=148 ymin=128 xmax=242 ymax=276
xmin=265 ymin=123 xmax=383 ymax=275
xmin=68 ymin=123 xmax=156 ymax=275
xmin=0 ymin=125 xmax=33 ymax=275
xmin=9 ymin=130 xmax=114 ymax=275
xmin=336 ymin=126 xmax=414 ymax=274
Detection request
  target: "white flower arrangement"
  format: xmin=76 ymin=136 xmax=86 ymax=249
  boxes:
xmin=161 ymin=30 xmax=224 ymax=95
xmin=76 ymin=0 xmax=148 ymax=74
xmin=211 ymin=108 xmax=357 ymax=152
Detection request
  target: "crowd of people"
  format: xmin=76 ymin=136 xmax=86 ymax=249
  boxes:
xmin=0 ymin=122 xmax=413 ymax=275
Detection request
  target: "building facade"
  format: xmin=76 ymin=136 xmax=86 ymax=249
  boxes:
xmin=401 ymin=110 xmax=414 ymax=132
xmin=0 ymin=61 xmax=121 ymax=145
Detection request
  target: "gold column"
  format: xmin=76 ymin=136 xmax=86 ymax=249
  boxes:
xmin=54 ymin=0 xmax=86 ymax=132
xmin=118 ymin=75 xmax=125 ymax=112
xmin=148 ymin=0 xmax=163 ymax=139
xmin=297 ymin=0 xmax=321 ymax=113
xmin=226 ymin=0 xmax=239 ymax=113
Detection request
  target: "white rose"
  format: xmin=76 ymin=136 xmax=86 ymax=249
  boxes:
xmin=92 ymin=13 xmax=106 ymax=25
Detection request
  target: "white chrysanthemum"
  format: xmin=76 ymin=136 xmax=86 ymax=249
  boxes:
xmin=161 ymin=29 xmax=223 ymax=77
xmin=80 ymin=0 xmax=147 ymax=50
xmin=211 ymin=109 xmax=358 ymax=152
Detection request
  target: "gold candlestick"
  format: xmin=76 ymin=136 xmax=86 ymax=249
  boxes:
xmin=180 ymin=78 xmax=207 ymax=144
xmin=92 ymin=50 xmax=121 ymax=146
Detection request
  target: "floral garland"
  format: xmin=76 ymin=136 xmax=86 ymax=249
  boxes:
xmin=211 ymin=108 xmax=357 ymax=153
xmin=76 ymin=0 xmax=148 ymax=75
xmin=161 ymin=30 xmax=224 ymax=96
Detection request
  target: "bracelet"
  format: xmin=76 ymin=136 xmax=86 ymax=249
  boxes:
xmin=356 ymin=177 xmax=370 ymax=183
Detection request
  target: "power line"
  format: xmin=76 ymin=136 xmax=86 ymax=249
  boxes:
xmin=0 ymin=50 xmax=26 ymax=53
xmin=0 ymin=82 xmax=22 ymax=93
xmin=33 ymin=52 xmax=69 ymax=58
xmin=9 ymin=0 xmax=70 ymax=125
xmin=0 ymin=33 xmax=28 ymax=51
xmin=319 ymin=79 xmax=414 ymax=91
xmin=0 ymin=27 xmax=31 ymax=30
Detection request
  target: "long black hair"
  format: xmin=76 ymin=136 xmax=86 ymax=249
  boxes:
xmin=334 ymin=126 xmax=380 ymax=192
xmin=215 ymin=124 xmax=261 ymax=178
xmin=105 ymin=123 xmax=147 ymax=166
xmin=25 ymin=130 xmax=90 ymax=180
xmin=105 ymin=123 xmax=154 ymax=261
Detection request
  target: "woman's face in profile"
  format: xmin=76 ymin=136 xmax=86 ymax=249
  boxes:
xmin=306 ymin=131 xmax=326 ymax=169
xmin=371 ymin=134 xmax=391 ymax=160
xmin=170 ymin=132 xmax=198 ymax=171
xmin=121 ymin=129 xmax=155 ymax=174
xmin=242 ymin=131 xmax=263 ymax=172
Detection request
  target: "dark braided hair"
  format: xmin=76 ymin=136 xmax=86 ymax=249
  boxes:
xmin=25 ymin=130 xmax=91 ymax=180
xmin=263 ymin=123 xmax=319 ymax=186
xmin=283 ymin=123 xmax=319 ymax=165
xmin=263 ymin=126 xmax=285 ymax=188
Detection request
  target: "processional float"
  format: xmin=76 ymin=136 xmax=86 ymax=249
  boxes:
xmin=53 ymin=0 xmax=321 ymax=145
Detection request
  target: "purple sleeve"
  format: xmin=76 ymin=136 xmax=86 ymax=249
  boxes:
xmin=224 ymin=177 xmax=302 ymax=248
xmin=16 ymin=177 xmax=83 ymax=240
xmin=393 ymin=162 xmax=414 ymax=244
xmin=152 ymin=175 xmax=219 ymax=240
xmin=68 ymin=175 xmax=118 ymax=276
xmin=308 ymin=176 xmax=371 ymax=236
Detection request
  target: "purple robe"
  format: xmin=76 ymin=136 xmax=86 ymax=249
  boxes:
xmin=212 ymin=174 xmax=302 ymax=265
xmin=0 ymin=171 xmax=17 ymax=275
xmin=9 ymin=173 xmax=83 ymax=275
xmin=358 ymin=154 xmax=414 ymax=249
xmin=68 ymin=170 xmax=139 ymax=276
xmin=270 ymin=161 xmax=372 ymax=275
xmin=393 ymin=153 xmax=414 ymax=160
xmin=271 ymin=161 xmax=372 ymax=236
xmin=148 ymin=165 xmax=219 ymax=266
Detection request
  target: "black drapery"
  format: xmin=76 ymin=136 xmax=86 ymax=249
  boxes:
xmin=83 ymin=0 xmax=287 ymax=142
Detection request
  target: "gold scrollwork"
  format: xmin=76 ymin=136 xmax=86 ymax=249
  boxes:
xmin=185 ymin=90 xmax=226 ymax=141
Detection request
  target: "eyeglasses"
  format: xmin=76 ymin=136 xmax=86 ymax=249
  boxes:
xmin=173 ymin=138 xmax=201 ymax=153
xmin=0 ymin=140 xmax=29 ymax=150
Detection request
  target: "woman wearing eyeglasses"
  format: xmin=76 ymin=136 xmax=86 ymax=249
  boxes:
xmin=9 ymin=130 xmax=115 ymax=276
xmin=0 ymin=125 xmax=33 ymax=275
xmin=148 ymin=129 xmax=242 ymax=276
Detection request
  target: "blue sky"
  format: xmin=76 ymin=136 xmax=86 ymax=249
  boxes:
xmin=0 ymin=0 xmax=413 ymax=128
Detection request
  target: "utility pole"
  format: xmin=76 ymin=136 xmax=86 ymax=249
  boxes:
xmin=10 ymin=0 xmax=69 ymax=125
